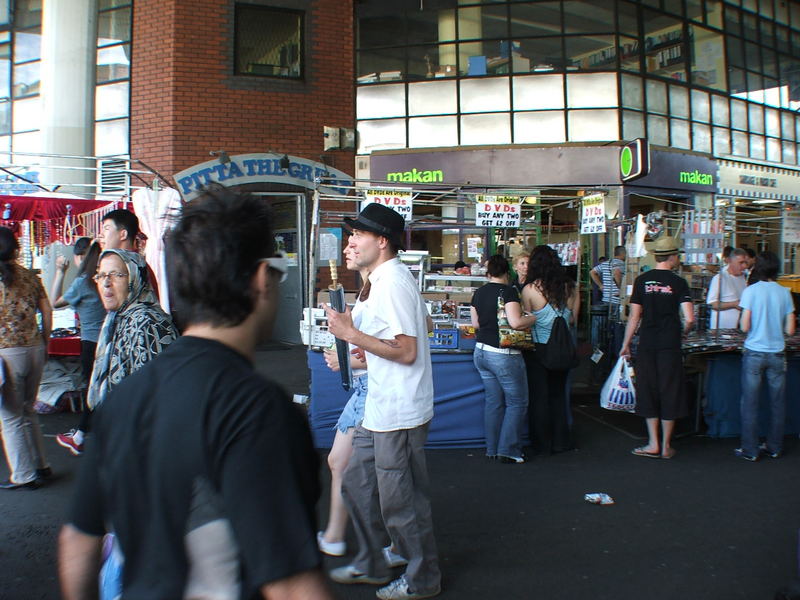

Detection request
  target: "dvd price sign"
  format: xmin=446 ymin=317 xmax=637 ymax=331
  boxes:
xmin=475 ymin=195 xmax=521 ymax=228
xmin=362 ymin=188 xmax=413 ymax=221
xmin=580 ymin=194 xmax=606 ymax=234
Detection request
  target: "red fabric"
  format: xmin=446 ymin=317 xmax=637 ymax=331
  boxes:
xmin=0 ymin=195 xmax=112 ymax=221
xmin=48 ymin=335 xmax=82 ymax=357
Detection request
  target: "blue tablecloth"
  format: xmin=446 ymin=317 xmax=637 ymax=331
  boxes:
xmin=308 ymin=350 xmax=486 ymax=449
xmin=703 ymin=353 xmax=800 ymax=438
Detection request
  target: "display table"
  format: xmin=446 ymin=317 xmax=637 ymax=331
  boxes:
xmin=308 ymin=350 xmax=486 ymax=449
xmin=48 ymin=335 xmax=81 ymax=356
xmin=703 ymin=353 xmax=800 ymax=437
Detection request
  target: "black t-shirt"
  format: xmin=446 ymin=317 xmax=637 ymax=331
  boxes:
xmin=630 ymin=269 xmax=692 ymax=350
xmin=471 ymin=282 xmax=521 ymax=347
xmin=68 ymin=336 xmax=321 ymax=600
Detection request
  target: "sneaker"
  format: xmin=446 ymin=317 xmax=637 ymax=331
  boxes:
xmin=56 ymin=430 xmax=83 ymax=456
xmin=759 ymin=443 xmax=782 ymax=459
xmin=383 ymin=546 xmax=408 ymax=568
xmin=376 ymin=575 xmax=440 ymax=599
xmin=329 ymin=565 xmax=391 ymax=585
xmin=498 ymin=455 xmax=525 ymax=464
xmin=734 ymin=448 xmax=759 ymax=462
xmin=317 ymin=531 xmax=346 ymax=556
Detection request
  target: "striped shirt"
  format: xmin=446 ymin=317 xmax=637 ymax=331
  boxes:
xmin=592 ymin=258 xmax=624 ymax=305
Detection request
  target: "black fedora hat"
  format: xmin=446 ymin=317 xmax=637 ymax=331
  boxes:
xmin=344 ymin=203 xmax=406 ymax=250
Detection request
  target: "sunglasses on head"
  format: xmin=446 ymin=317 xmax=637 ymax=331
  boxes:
xmin=258 ymin=252 xmax=288 ymax=283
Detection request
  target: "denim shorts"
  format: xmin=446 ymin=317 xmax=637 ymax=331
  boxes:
xmin=334 ymin=375 xmax=368 ymax=433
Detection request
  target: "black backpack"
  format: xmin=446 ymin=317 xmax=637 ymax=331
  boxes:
xmin=535 ymin=311 xmax=579 ymax=371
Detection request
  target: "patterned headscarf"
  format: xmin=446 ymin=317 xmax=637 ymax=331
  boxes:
xmin=86 ymin=249 xmax=178 ymax=410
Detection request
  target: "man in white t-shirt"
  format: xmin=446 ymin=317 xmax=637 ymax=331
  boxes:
xmin=325 ymin=203 xmax=441 ymax=600
xmin=707 ymin=248 xmax=748 ymax=329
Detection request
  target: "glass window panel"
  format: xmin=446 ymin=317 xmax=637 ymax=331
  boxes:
xmin=94 ymin=118 xmax=128 ymax=157
xmin=457 ymin=5 xmax=507 ymax=41
xmin=407 ymin=8 xmax=453 ymax=45
xmin=563 ymin=1 xmax=614 ymax=33
xmin=775 ymin=1 xmax=789 ymax=24
xmin=713 ymin=126 xmax=730 ymax=154
xmin=663 ymin=0 xmax=683 ymax=16
xmin=711 ymin=94 xmax=729 ymax=126
xmin=767 ymin=137 xmax=781 ymax=162
xmin=670 ymin=118 xmax=690 ymax=148
xmin=515 ymin=37 xmax=565 ymax=72
xmin=513 ymin=74 xmax=564 ymax=110
xmin=0 ymin=136 xmax=9 ymax=155
xmin=744 ymin=42 xmax=761 ymax=72
xmin=358 ymin=15 xmax=407 ymax=49
xmin=622 ymin=110 xmax=645 ymax=139
xmin=618 ymin=1 xmax=639 ymax=36
xmin=776 ymin=26 xmax=789 ymax=53
xmin=687 ymin=0 xmax=703 ymax=22
xmin=408 ymin=80 xmax=456 ymax=116
xmin=643 ymin=11 xmax=685 ymax=81
xmin=760 ymin=19 xmax=775 ymax=49
xmin=730 ymin=99 xmax=747 ymax=129
xmin=566 ymin=72 xmax=617 ymax=108
xmin=357 ymin=118 xmax=406 ymax=154
xmin=782 ymin=141 xmax=796 ymax=165
xmin=356 ymin=84 xmax=406 ymax=119
xmin=12 ymin=61 xmax=39 ymax=98
xmin=513 ymin=110 xmax=566 ymax=143
xmin=100 ymin=0 xmax=133 ymax=9
xmin=510 ymin=2 xmax=561 ymax=37
xmin=460 ymin=112 xmax=511 ymax=145
xmin=726 ymin=37 xmax=744 ymax=69
xmin=748 ymin=103 xmax=764 ymax=133
xmin=622 ymin=74 xmax=644 ymax=109
xmin=690 ymin=25 xmax=725 ymax=90
xmin=762 ymin=77 xmax=781 ymax=108
xmin=760 ymin=0 xmax=774 ymax=19
xmin=647 ymin=114 xmax=669 ymax=145
xmin=97 ymin=8 xmax=130 ymax=47
xmin=457 ymin=42 xmax=506 ymax=76
xmin=97 ymin=44 xmax=130 ymax=83
xmin=12 ymin=96 xmax=39 ymax=132
xmin=691 ymin=89 xmax=709 ymax=122
xmin=460 ymin=77 xmax=510 ymax=113
xmin=797 ymin=117 xmax=800 ymax=142
xmin=723 ymin=5 xmax=741 ymax=36
xmin=409 ymin=116 xmax=458 ymax=148
xmin=619 ymin=36 xmax=640 ymax=72
xmin=565 ymin=35 xmax=617 ymax=71
xmin=14 ymin=0 xmax=41 ymax=28
xmin=646 ymin=78 xmax=667 ymax=114
xmin=358 ymin=48 xmax=405 ymax=82
xmin=408 ymin=44 xmax=458 ymax=80
xmin=95 ymin=82 xmax=129 ymax=120
xmin=793 ymin=4 xmax=800 ymax=34
xmin=566 ymin=109 xmax=618 ymax=141
xmin=765 ymin=107 xmax=780 ymax=137
xmin=669 ymin=85 xmax=688 ymax=117
xmin=728 ymin=67 xmax=746 ymax=97
xmin=782 ymin=112 xmax=795 ymax=140
xmin=12 ymin=130 xmax=40 ymax=154
xmin=732 ymin=130 xmax=748 ymax=155
xmin=0 ymin=44 xmax=10 ymax=100
xmin=749 ymin=134 xmax=766 ymax=159
xmin=14 ymin=29 xmax=40 ymax=63
xmin=706 ymin=1 xmax=723 ymax=29
xmin=742 ymin=13 xmax=757 ymax=41
xmin=692 ymin=122 xmax=711 ymax=152
xmin=234 ymin=6 xmax=302 ymax=79
xmin=0 ymin=100 xmax=9 ymax=134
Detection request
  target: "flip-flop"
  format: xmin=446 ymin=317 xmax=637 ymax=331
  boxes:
xmin=661 ymin=448 xmax=676 ymax=459
xmin=631 ymin=446 xmax=661 ymax=458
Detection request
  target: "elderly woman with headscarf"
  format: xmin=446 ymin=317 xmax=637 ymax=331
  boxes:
xmin=0 ymin=227 xmax=53 ymax=490
xmin=85 ymin=249 xmax=178 ymax=414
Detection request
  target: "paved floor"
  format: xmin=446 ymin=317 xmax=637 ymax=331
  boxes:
xmin=1 ymin=345 xmax=798 ymax=599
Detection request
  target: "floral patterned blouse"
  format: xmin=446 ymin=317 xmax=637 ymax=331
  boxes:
xmin=0 ymin=263 xmax=46 ymax=349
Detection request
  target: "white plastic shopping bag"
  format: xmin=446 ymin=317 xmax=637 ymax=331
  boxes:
xmin=600 ymin=356 xmax=636 ymax=413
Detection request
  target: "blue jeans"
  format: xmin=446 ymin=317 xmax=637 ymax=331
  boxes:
xmin=473 ymin=346 xmax=528 ymax=459
xmin=740 ymin=350 xmax=786 ymax=457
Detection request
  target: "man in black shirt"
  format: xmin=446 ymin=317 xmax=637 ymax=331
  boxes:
xmin=58 ymin=186 xmax=332 ymax=600
xmin=620 ymin=236 xmax=694 ymax=460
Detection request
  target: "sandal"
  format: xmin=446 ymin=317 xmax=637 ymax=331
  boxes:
xmin=631 ymin=446 xmax=661 ymax=458
xmin=661 ymin=448 xmax=676 ymax=459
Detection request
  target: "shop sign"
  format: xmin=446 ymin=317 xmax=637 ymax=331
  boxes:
xmin=619 ymin=138 xmax=650 ymax=182
xmin=362 ymin=188 xmax=413 ymax=221
xmin=629 ymin=150 xmax=717 ymax=192
xmin=173 ymin=153 xmax=353 ymax=201
xmin=717 ymin=160 xmax=800 ymax=202
xmin=580 ymin=194 xmax=606 ymax=234
xmin=475 ymin=195 xmax=521 ymax=228
xmin=783 ymin=208 xmax=800 ymax=244
xmin=386 ymin=168 xmax=443 ymax=183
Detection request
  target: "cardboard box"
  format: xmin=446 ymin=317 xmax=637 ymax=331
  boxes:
xmin=447 ymin=292 xmax=473 ymax=303
xmin=422 ymin=292 xmax=448 ymax=301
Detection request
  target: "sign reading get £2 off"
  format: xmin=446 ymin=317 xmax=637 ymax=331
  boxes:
xmin=475 ymin=195 xmax=522 ymax=228
xmin=362 ymin=188 xmax=413 ymax=221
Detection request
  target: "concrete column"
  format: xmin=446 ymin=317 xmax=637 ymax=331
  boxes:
xmin=40 ymin=0 xmax=97 ymax=193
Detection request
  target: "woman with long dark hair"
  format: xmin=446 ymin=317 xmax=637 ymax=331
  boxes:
xmin=521 ymin=245 xmax=580 ymax=455
xmin=471 ymin=254 xmax=537 ymax=463
xmin=50 ymin=238 xmax=106 ymax=455
xmin=0 ymin=227 xmax=53 ymax=489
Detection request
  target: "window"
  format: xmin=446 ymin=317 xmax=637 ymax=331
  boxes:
xmin=235 ymin=5 xmax=303 ymax=79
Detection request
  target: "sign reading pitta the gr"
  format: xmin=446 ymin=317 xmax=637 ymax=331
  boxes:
xmin=475 ymin=195 xmax=522 ymax=228
xmin=362 ymin=188 xmax=413 ymax=221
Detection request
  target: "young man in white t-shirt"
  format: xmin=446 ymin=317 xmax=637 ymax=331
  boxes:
xmin=707 ymin=248 xmax=747 ymax=329
xmin=325 ymin=203 xmax=441 ymax=599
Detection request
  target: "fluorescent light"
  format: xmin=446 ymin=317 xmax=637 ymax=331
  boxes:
xmin=752 ymin=199 xmax=781 ymax=204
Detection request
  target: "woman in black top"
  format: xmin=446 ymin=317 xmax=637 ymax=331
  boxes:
xmin=470 ymin=255 xmax=537 ymax=463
